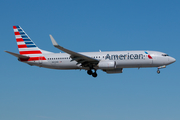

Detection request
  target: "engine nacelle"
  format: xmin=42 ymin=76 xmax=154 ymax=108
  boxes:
xmin=98 ymin=61 xmax=116 ymax=69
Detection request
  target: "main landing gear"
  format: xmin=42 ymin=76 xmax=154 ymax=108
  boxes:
xmin=87 ymin=69 xmax=97 ymax=78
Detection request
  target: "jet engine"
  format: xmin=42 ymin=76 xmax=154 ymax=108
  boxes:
xmin=98 ymin=61 xmax=116 ymax=69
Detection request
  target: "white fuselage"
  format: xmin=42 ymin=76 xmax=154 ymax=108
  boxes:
xmin=25 ymin=50 xmax=175 ymax=70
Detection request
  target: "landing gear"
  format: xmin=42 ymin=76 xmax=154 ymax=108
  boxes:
xmin=87 ymin=70 xmax=92 ymax=75
xmin=157 ymin=65 xmax=166 ymax=74
xmin=92 ymin=72 xmax=97 ymax=78
xmin=87 ymin=69 xmax=98 ymax=78
xmin=157 ymin=69 xmax=160 ymax=74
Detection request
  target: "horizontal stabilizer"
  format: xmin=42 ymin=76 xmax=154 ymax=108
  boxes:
xmin=5 ymin=51 xmax=30 ymax=59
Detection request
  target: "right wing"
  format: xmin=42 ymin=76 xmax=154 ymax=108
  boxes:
xmin=49 ymin=35 xmax=99 ymax=67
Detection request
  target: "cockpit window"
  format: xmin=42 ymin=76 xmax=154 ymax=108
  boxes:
xmin=162 ymin=54 xmax=169 ymax=56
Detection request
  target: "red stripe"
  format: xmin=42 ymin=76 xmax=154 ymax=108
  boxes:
xmin=18 ymin=44 xmax=27 ymax=48
xmin=16 ymin=38 xmax=24 ymax=42
xmin=28 ymin=56 xmax=46 ymax=61
xmin=20 ymin=56 xmax=46 ymax=61
xmin=13 ymin=26 xmax=17 ymax=29
xmin=19 ymin=51 xmax=42 ymax=55
xmin=15 ymin=32 xmax=20 ymax=35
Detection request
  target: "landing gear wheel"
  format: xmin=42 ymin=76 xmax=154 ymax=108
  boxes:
xmin=157 ymin=70 xmax=160 ymax=74
xmin=87 ymin=70 xmax=92 ymax=75
xmin=92 ymin=72 xmax=97 ymax=78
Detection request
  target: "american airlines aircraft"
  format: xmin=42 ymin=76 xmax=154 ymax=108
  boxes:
xmin=5 ymin=26 xmax=176 ymax=77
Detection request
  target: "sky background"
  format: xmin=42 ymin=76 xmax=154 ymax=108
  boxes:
xmin=0 ymin=0 xmax=180 ymax=120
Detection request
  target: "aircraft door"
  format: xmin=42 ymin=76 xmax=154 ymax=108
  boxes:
xmin=152 ymin=55 xmax=157 ymax=64
xmin=39 ymin=56 xmax=43 ymax=64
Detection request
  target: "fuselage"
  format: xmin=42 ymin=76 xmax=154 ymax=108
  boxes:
xmin=25 ymin=50 xmax=176 ymax=70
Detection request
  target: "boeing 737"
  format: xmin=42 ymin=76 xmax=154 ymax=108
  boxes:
xmin=5 ymin=26 xmax=176 ymax=77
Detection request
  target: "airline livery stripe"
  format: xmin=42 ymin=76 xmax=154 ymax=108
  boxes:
xmin=13 ymin=26 xmax=17 ymax=29
xmin=26 ymin=45 xmax=36 ymax=47
xmin=18 ymin=29 xmax=23 ymax=32
xmin=29 ymin=56 xmax=46 ymax=61
xmin=17 ymin=42 xmax=25 ymax=45
xmin=20 ymin=56 xmax=46 ymax=61
xmin=14 ymin=32 xmax=20 ymax=35
xmin=25 ymin=42 xmax=34 ymax=44
xmin=18 ymin=44 xmax=27 ymax=48
xmin=15 ymin=35 xmax=21 ymax=38
xmin=19 ymin=32 xmax=25 ymax=35
xmin=16 ymin=38 xmax=24 ymax=42
xmin=19 ymin=51 xmax=42 ymax=55
xmin=22 ymin=36 xmax=28 ymax=38
xmin=16 ymin=26 xmax=20 ymax=28
xmin=19 ymin=48 xmax=41 ymax=51
xmin=23 ymin=39 xmax=31 ymax=41
xmin=14 ymin=29 xmax=18 ymax=32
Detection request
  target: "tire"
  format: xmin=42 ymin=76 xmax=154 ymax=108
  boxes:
xmin=157 ymin=70 xmax=160 ymax=74
xmin=87 ymin=70 xmax=92 ymax=75
xmin=92 ymin=72 xmax=97 ymax=78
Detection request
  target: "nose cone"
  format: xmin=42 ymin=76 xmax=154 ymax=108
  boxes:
xmin=169 ymin=57 xmax=176 ymax=64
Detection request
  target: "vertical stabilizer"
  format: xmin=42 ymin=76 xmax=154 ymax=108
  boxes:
xmin=13 ymin=26 xmax=46 ymax=61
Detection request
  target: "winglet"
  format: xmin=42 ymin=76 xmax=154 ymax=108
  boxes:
xmin=49 ymin=34 xmax=58 ymax=46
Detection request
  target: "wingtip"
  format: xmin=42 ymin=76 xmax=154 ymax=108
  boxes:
xmin=49 ymin=34 xmax=58 ymax=46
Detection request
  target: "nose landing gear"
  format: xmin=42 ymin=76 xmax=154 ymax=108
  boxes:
xmin=157 ymin=65 xmax=166 ymax=74
xmin=87 ymin=69 xmax=97 ymax=78
xmin=157 ymin=69 xmax=160 ymax=74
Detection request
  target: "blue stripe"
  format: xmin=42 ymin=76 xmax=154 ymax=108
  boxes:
xmin=16 ymin=26 xmax=20 ymax=28
xmin=25 ymin=42 xmax=34 ymax=44
xmin=27 ymin=45 xmax=36 ymax=47
xmin=23 ymin=39 xmax=31 ymax=41
xmin=145 ymin=51 xmax=148 ymax=54
xmin=18 ymin=29 xmax=23 ymax=32
xmin=19 ymin=32 xmax=25 ymax=35
xmin=22 ymin=36 xmax=28 ymax=38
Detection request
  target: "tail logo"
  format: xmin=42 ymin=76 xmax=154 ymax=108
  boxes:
xmin=13 ymin=26 xmax=46 ymax=61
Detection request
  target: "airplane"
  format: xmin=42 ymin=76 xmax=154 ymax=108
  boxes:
xmin=5 ymin=26 xmax=176 ymax=78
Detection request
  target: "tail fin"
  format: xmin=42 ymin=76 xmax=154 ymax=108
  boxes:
xmin=13 ymin=25 xmax=43 ymax=55
xmin=13 ymin=26 xmax=46 ymax=61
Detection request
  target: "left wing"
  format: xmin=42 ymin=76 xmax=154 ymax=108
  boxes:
xmin=49 ymin=35 xmax=99 ymax=67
